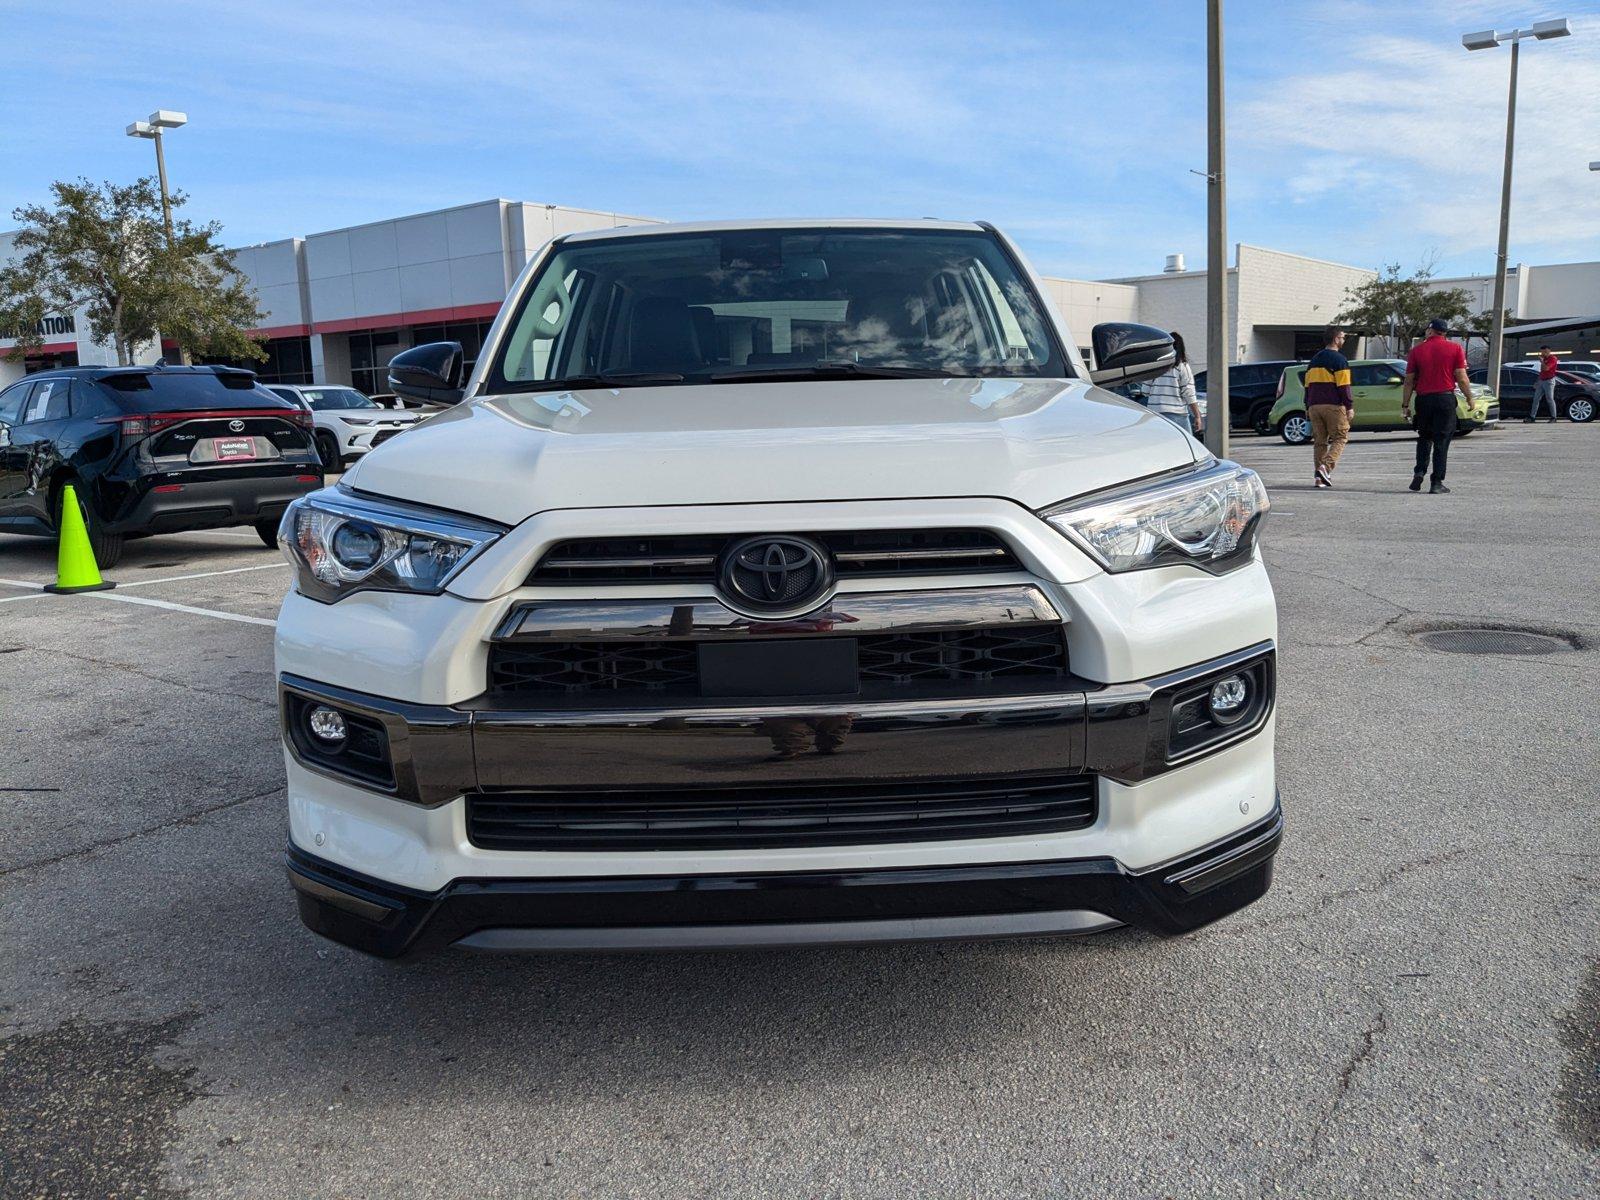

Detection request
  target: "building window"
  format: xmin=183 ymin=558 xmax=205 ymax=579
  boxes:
xmin=198 ymin=336 xmax=313 ymax=385
xmin=410 ymin=320 xmax=494 ymax=381
xmin=348 ymin=331 xmax=402 ymax=397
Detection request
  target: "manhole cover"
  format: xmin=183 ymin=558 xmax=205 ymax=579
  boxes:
xmin=1414 ymin=628 xmax=1572 ymax=656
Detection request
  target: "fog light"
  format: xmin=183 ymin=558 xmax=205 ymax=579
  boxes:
xmin=1207 ymin=675 xmax=1250 ymax=725
xmin=307 ymin=705 xmax=347 ymax=745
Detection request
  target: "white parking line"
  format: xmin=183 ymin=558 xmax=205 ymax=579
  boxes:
xmin=88 ymin=592 xmax=276 ymax=627
xmin=120 ymin=562 xmax=288 ymax=589
xmin=1 ymin=569 xmax=279 ymax=624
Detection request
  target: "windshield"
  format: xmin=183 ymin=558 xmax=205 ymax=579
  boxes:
xmin=302 ymin=388 xmax=377 ymax=411
xmin=489 ymin=227 xmax=1065 ymax=391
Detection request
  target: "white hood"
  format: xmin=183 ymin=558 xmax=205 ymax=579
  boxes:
xmin=343 ymin=377 xmax=1198 ymax=525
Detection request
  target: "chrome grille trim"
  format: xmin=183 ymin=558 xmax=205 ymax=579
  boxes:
xmin=492 ymin=585 xmax=1062 ymax=642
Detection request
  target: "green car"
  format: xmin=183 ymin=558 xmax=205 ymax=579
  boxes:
xmin=1268 ymin=359 xmax=1499 ymax=444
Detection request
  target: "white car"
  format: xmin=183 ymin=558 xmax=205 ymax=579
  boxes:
xmin=275 ymin=219 xmax=1279 ymax=959
xmin=267 ymin=385 xmax=426 ymax=470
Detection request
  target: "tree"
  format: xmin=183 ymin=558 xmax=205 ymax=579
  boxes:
xmin=0 ymin=177 xmax=266 ymax=366
xmin=1464 ymin=307 xmax=1512 ymax=366
xmin=1336 ymin=260 xmax=1475 ymax=350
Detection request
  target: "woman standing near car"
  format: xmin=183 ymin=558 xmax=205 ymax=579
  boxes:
xmin=1142 ymin=331 xmax=1203 ymax=437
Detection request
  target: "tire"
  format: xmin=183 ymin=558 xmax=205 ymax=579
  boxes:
xmin=1566 ymin=395 xmax=1595 ymax=423
xmin=1250 ymin=402 xmax=1274 ymax=437
xmin=255 ymin=518 xmax=281 ymax=549
xmin=1454 ymin=423 xmax=1474 ymax=438
xmin=58 ymin=482 xmax=123 ymax=570
xmin=315 ymin=430 xmax=342 ymax=471
xmin=1278 ymin=413 xmax=1312 ymax=445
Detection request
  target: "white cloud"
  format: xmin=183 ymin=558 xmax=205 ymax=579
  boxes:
xmin=1233 ymin=5 xmax=1600 ymax=268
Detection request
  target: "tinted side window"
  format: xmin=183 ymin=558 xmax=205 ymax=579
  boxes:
xmin=0 ymin=382 xmax=34 ymax=424
xmin=69 ymin=380 xmax=119 ymax=419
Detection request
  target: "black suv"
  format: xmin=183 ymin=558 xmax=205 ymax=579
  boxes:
xmin=0 ymin=365 xmax=323 ymax=567
xmin=1193 ymin=361 xmax=1302 ymax=435
xmin=1468 ymin=364 xmax=1597 ymax=423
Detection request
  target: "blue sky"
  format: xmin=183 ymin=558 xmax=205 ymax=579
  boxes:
xmin=3 ymin=0 xmax=1598 ymax=280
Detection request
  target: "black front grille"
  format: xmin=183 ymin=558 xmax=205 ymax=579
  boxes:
xmin=859 ymin=628 xmax=1070 ymax=684
xmin=466 ymin=774 xmax=1096 ymax=850
xmin=488 ymin=626 xmax=1069 ymax=698
xmin=490 ymin=641 xmax=699 ymax=696
xmin=528 ymin=529 xmax=1018 ymax=586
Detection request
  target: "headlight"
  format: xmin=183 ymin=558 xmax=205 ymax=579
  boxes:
xmin=280 ymin=487 xmax=505 ymax=603
xmin=1041 ymin=460 xmax=1269 ymax=574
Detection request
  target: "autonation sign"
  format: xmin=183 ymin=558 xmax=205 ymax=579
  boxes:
xmin=0 ymin=314 xmax=77 ymax=341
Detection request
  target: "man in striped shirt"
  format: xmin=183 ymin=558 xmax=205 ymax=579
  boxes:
xmin=1305 ymin=327 xmax=1353 ymax=488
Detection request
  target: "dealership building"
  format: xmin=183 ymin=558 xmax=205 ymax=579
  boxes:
xmin=4 ymin=200 xmax=1597 ymax=386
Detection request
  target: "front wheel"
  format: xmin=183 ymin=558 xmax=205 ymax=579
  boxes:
xmin=315 ymin=430 xmax=342 ymax=471
xmin=1453 ymin=423 xmax=1475 ymax=438
xmin=1566 ymin=395 xmax=1595 ymax=423
xmin=1250 ymin=402 xmax=1274 ymax=436
xmin=1278 ymin=413 xmax=1312 ymax=445
xmin=255 ymin=518 xmax=280 ymax=549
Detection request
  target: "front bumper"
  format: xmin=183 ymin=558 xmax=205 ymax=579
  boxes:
xmin=280 ymin=637 xmax=1279 ymax=955
xmin=287 ymin=802 xmax=1282 ymax=957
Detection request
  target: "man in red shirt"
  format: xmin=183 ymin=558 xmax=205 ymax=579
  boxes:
xmin=1530 ymin=345 xmax=1560 ymax=422
xmin=1401 ymin=319 xmax=1473 ymax=494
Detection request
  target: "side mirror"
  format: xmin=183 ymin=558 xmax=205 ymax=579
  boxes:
xmin=388 ymin=341 xmax=466 ymax=406
xmin=1089 ymin=322 xmax=1178 ymax=387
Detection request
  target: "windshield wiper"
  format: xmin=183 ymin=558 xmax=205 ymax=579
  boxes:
xmin=709 ymin=361 xmax=939 ymax=383
xmin=509 ymin=370 xmax=687 ymax=392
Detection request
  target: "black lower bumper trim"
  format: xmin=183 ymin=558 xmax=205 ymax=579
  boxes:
xmin=287 ymin=804 xmax=1282 ymax=959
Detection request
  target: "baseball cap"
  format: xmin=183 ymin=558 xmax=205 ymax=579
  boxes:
xmin=1428 ymin=318 xmax=1449 ymax=333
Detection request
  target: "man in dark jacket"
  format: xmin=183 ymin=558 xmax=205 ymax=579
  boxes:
xmin=1304 ymin=327 xmax=1352 ymax=488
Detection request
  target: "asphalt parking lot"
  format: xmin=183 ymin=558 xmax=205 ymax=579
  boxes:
xmin=2 ymin=424 xmax=1596 ymax=1199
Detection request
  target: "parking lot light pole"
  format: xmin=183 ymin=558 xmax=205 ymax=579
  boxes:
xmin=1463 ymin=19 xmax=1571 ymax=389
xmin=1204 ymin=0 xmax=1228 ymax=458
xmin=125 ymin=109 xmax=187 ymax=245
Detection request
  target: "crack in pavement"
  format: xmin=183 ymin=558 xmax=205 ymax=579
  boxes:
xmin=1269 ymin=564 xmax=1416 ymax=618
xmin=0 ymin=785 xmax=283 ymax=880
xmin=1216 ymin=846 xmax=1473 ymax=938
xmin=1296 ymin=1006 xmax=1391 ymax=1178
xmin=4 ymin=642 xmax=275 ymax=709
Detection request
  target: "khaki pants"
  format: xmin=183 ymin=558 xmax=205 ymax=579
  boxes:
xmin=1308 ymin=404 xmax=1351 ymax=473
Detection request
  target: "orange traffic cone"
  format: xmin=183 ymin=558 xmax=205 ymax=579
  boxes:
xmin=43 ymin=484 xmax=115 ymax=594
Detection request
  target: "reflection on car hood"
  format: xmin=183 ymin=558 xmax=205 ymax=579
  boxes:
xmin=343 ymin=376 xmax=1199 ymax=524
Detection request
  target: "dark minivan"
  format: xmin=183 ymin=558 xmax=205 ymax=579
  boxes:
xmin=0 ymin=365 xmax=322 ymax=567
xmin=1193 ymin=361 xmax=1302 ymax=435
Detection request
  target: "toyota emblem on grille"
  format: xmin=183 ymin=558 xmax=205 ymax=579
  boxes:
xmin=227 ymin=419 xmax=246 ymax=432
xmin=718 ymin=535 xmax=833 ymax=614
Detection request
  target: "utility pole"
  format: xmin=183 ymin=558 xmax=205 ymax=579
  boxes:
xmin=1486 ymin=38 xmax=1518 ymax=390
xmin=126 ymin=110 xmax=188 ymax=246
xmin=125 ymin=110 xmax=189 ymax=363
xmin=1462 ymin=19 xmax=1572 ymax=389
xmin=1204 ymin=0 xmax=1229 ymax=457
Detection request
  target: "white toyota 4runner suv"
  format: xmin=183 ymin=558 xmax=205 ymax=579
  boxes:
xmin=276 ymin=220 xmax=1279 ymax=958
